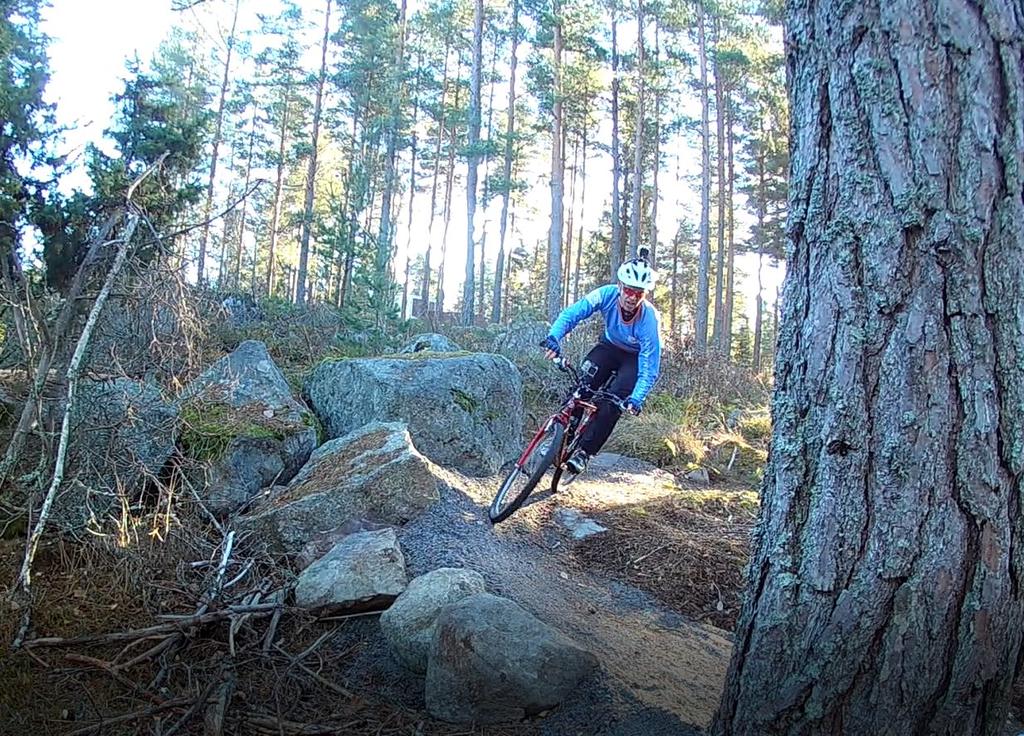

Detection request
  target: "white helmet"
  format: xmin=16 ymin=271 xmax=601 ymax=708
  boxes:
xmin=617 ymin=256 xmax=656 ymax=290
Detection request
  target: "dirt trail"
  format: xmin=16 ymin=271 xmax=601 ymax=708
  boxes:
xmin=393 ymin=453 xmax=733 ymax=734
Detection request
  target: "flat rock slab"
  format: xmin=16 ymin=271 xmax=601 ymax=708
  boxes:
xmin=238 ymin=422 xmax=441 ymax=553
xmin=305 ymin=353 xmax=523 ymax=476
xmin=294 ymin=528 xmax=408 ymax=614
xmin=554 ymin=508 xmax=609 ymax=540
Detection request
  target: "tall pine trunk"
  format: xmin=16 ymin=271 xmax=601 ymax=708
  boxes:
xmin=712 ymin=3 xmax=1024 ymax=734
xmin=478 ymin=37 xmax=499 ymax=322
xmin=694 ymin=0 xmax=711 ymax=352
xmin=266 ymin=92 xmax=290 ymax=297
xmin=401 ymin=51 xmax=422 ymax=318
xmin=723 ymin=94 xmax=735 ymax=359
xmin=546 ymin=0 xmax=564 ymax=321
xmin=710 ymin=28 xmax=726 ymax=352
xmin=462 ymin=0 xmax=484 ymax=324
xmin=609 ymin=3 xmax=623 ymax=279
xmin=196 ymin=0 xmax=240 ymax=286
xmin=421 ymin=43 xmax=451 ymax=313
xmin=648 ymin=21 xmax=659 ymax=266
xmin=492 ymin=0 xmax=519 ymax=324
xmin=295 ymin=0 xmax=332 ymax=306
xmin=436 ymin=58 xmax=464 ymax=313
xmin=377 ymin=0 xmax=408 ymax=282
xmin=235 ymin=103 xmax=257 ymax=290
xmin=628 ymin=0 xmax=644 ymax=260
xmin=752 ymin=122 xmax=767 ymax=372
xmin=573 ymin=125 xmax=588 ymax=302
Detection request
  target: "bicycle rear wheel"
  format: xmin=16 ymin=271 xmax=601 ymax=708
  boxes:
xmin=489 ymin=421 xmax=564 ymax=523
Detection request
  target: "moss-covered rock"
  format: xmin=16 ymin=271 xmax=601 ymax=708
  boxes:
xmin=177 ymin=340 xmax=317 ymax=516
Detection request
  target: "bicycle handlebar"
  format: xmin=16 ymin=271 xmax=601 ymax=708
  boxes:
xmin=549 ymin=356 xmax=630 ymax=414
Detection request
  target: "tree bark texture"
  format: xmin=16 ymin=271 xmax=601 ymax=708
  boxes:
xmin=713 ymin=3 xmax=1024 ymax=735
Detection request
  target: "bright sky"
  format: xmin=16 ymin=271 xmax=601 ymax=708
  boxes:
xmin=39 ymin=0 xmax=785 ymax=328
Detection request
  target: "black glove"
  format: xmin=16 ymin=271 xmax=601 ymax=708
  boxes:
xmin=540 ymin=335 xmax=561 ymax=356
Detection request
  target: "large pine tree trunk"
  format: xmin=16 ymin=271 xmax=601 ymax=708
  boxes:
xmin=295 ymin=0 xmax=332 ymax=306
xmin=492 ymin=0 xmax=519 ymax=324
xmin=546 ymin=0 xmax=564 ymax=321
xmin=694 ymin=0 xmax=711 ymax=352
xmin=712 ymin=3 xmax=1024 ymax=734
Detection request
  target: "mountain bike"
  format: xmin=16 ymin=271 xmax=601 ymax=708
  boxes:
xmin=488 ymin=356 xmax=627 ymax=524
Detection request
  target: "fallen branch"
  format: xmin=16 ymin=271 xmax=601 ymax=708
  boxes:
xmin=273 ymin=641 xmax=355 ymax=699
xmin=12 ymin=211 xmax=143 ymax=648
xmin=23 ymin=602 xmax=284 ymax=648
xmin=65 ymin=697 xmax=193 ymax=736
xmin=64 ymin=653 xmax=168 ymax=705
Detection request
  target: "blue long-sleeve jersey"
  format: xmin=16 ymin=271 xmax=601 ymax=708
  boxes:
xmin=548 ymin=284 xmax=662 ymax=405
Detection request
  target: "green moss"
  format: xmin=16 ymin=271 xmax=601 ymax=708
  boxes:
xmin=302 ymin=410 xmax=326 ymax=445
xmin=451 ymin=388 xmax=479 ymax=413
xmin=179 ymin=401 xmax=290 ymax=462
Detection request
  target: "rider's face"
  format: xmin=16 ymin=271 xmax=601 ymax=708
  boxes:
xmin=618 ymin=283 xmax=644 ymax=312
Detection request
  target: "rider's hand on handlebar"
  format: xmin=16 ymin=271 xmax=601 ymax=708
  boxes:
xmin=625 ymin=398 xmax=642 ymax=416
xmin=540 ymin=336 xmax=561 ymax=360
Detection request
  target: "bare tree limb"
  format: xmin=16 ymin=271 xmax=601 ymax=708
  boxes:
xmin=12 ymin=211 xmax=142 ymax=648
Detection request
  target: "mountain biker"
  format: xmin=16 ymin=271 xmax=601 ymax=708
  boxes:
xmin=540 ymin=248 xmax=662 ymax=475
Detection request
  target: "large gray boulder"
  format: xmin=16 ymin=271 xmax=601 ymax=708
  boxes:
xmin=426 ymin=593 xmax=598 ymax=723
xmin=380 ymin=568 xmax=487 ymax=673
xmin=399 ymin=333 xmax=461 ymax=354
xmin=237 ymin=422 xmax=441 ymax=554
xmin=294 ymin=528 xmax=407 ymax=614
xmin=178 ymin=340 xmax=317 ymax=515
xmin=305 ymin=353 xmax=523 ymax=476
xmin=490 ymin=319 xmax=548 ymax=358
xmin=59 ymin=378 xmax=178 ymax=528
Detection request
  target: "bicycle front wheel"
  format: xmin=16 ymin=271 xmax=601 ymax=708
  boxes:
xmin=489 ymin=421 xmax=564 ymax=524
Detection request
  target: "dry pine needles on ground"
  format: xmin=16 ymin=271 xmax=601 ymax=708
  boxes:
xmin=572 ymin=490 xmax=758 ymax=630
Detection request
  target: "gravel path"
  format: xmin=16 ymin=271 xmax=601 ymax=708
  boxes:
xmin=330 ymin=454 xmax=733 ymax=736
